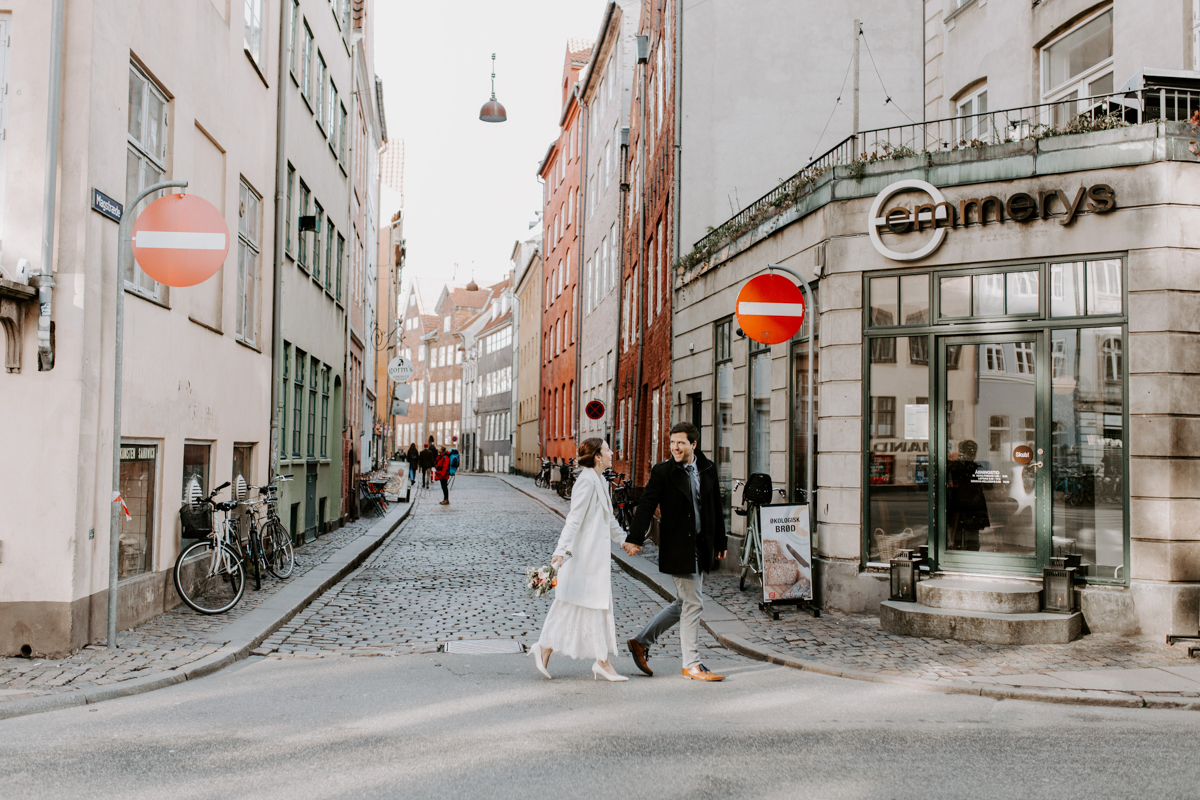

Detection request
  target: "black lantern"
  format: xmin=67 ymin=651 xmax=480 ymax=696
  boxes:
xmin=1042 ymin=557 xmax=1078 ymax=613
xmin=890 ymin=549 xmax=918 ymax=602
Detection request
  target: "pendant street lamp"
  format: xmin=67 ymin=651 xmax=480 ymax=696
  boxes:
xmin=479 ymin=53 xmax=507 ymax=123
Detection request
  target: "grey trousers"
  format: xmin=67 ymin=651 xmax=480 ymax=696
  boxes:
xmin=634 ymin=571 xmax=704 ymax=669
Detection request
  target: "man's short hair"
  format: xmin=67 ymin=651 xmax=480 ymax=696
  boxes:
xmin=670 ymin=421 xmax=699 ymax=444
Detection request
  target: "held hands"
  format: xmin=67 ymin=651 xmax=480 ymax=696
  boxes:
xmin=622 ymin=542 xmax=642 ymax=556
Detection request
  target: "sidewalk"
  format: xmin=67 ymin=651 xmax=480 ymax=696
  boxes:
xmin=0 ymin=500 xmax=414 ymax=721
xmin=500 ymin=472 xmax=1200 ymax=710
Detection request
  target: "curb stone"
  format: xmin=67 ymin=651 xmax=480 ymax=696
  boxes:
xmin=0 ymin=502 xmax=415 ymax=723
xmin=499 ymin=474 xmax=1175 ymax=711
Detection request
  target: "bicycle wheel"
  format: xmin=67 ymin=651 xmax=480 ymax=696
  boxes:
xmin=246 ymin=530 xmax=262 ymax=591
xmin=173 ymin=540 xmax=246 ymax=614
xmin=265 ymin=519 xmax=295 ymax=578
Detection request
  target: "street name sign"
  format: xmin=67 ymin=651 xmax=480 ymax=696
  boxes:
xmin=735 ymin=273 xmax=805 ymax=345
xmin=131 ymin=193 xmax=229 ymax=287
xmin=388 ymin=355 xmax=414 ymax=383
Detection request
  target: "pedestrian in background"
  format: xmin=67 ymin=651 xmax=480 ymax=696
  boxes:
xmin=623 ymin=421 xmax=729 ymax=682
xmin=530 ymin=438 xmax=629 ymax=683
xmin=405 ymin=443 xmax=420 ymax=487
xmin=418 ymin=442 xmax=436 ymax=488
xmin=434 ymin=447 xmax=452 ymax=505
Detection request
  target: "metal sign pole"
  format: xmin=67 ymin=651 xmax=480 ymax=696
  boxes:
xmin=767 ymin=263 xmax=817 ymax=541
xmin=108 ymin=180 xmax=188 ymax=650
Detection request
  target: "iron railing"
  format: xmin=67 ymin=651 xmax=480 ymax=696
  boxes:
xmin=691 ymin=87 xmax=1200 ymax=257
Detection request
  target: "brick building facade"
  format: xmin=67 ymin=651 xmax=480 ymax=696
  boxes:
xmin=538 ymin=40 xmax=592 ymax=461
xmin=614 ymin=0 xmax=675 ymax=485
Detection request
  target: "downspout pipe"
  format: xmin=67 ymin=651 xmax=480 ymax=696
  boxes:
xmin=631 ymin=40 xmax=647 ymax=485
xmin=36 ymin=0 xmax=65 ymax=371
xmin=269 ymin=0 xmax=290 ymax=481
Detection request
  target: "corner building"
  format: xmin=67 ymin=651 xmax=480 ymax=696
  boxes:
xmin=673 ymin=0 xmax=1200 ymax=639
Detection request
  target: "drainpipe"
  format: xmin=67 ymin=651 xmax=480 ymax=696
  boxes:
xmin=631 ymin=38 xmax=648 ymax=485
xmin=269 ymin=0 xmax=290 ymax=481
xmin=574 ymin=90 xmax=586 ymax=443
xmin=35 ymin=0 xmax=65 ymax=371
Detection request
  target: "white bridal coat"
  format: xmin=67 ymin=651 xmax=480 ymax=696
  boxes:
xmin=552 ymin=467 xmax=626 ymax=609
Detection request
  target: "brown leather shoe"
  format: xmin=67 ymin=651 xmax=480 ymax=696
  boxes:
xmin=682 ymin=664 xmax=724 ymax=681
xmin=628 ymin=638 xmax=652 ymax=676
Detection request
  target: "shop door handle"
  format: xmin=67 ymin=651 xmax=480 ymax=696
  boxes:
xmin=1032 ymin=461 xmax=1044 ymax=469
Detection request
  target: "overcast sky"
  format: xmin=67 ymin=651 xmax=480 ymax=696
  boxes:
xmin=375 ymin=0 xmax=607 ymax=306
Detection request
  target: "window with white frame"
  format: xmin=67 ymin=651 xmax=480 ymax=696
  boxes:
xmin=236 ymin=180 xmax=261 ymax=344
xmin=244 ymin=0 xmax=265 ymax=68
xmin=956 ymin=84 xmax=988 ymax=143
xmin=984 ymin=344 xmax=1006 ymax=372
xmin=316 ymin=53 xmax=328 ymax=128
xmin=126 ymin=64 xmax=170 ymax=303
xmin=1041 ymin=9 xmax=1113 ymax=126
xmin=328 ymin=81 xmax=339 ymax=149
xmin=302 ymin=22 xmax=314 ymax=105
xmin=1014 ymin=341 xmax=1034 ymax=375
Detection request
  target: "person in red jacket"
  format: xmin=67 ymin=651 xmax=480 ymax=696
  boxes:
xmin=434 ymin=447 xmax=452 ymax=505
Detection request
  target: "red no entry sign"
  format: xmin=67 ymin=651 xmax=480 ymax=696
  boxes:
xmin=131 ymin=193 xmax=229 ymax=287
xmin=735 ymin=273 xmax=806 ymax=345
xmin=585 ymin=399 xmax=605 ymax=420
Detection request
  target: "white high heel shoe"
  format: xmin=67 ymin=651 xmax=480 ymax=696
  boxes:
xmin=592 ymin=662 xmax=629 ymax=682
xmin=531 ymin=644 xmax=552 ymax=679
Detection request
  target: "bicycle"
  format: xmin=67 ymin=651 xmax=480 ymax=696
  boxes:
xmin=557 ymin=459 xmax=578 ymax=499
xmin=173 ymin=481 xmax=247 ymax=615
xmin=605 ymin=469 xmax=635 ymax=532
xmin=733 ymin=473 xmax=785 ymax=591
xmin=244 ymin=475 xmax=296 ymax=584
xmin=534 ymin=458 xmax=553 ymax=489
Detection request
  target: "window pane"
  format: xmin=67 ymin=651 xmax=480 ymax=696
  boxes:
xmin=1087 ymin=259 xmax=1122 ymax=315
xmin=146 ymin=91 xmax=164 ymax=161
xmin=127 ymin=71 xmax=145 ymax=141
xmin=791 ymin=348 xmax=818 ymax=502
xmin=1051 ymin=327 xmax=1125 ymax=579
xmin=1043 ymin=10 xmax=1112 ymax=93
xmin=869 ymin=276 xmax=898 ymax=326
xmin=1006 ymin=270 xmax=1040 ymax=315
xmin=1088 ymin=72 xmax=1114 ymax=97
xmin=900 ymin=274 xmax=929 ymax=325
xmin=1051 ymin=262 xmax=1085 ymax=317
xmin=868 ymin=337 xmax=929 ymax=562
xmin=182 ymin=444 xmax=210 ymax=502
xmin=940 ymin=276 xmax=970 ymax=317
xmin=972 ymin=273 xmax=1004 ymax=316
xmin=749 ymin=350 xmax=772 ymax=476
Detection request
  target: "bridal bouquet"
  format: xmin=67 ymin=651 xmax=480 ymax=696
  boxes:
xmin=526 ymin=552 xmax=570 ymax=598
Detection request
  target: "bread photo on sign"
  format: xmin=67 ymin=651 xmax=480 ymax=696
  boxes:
xmin=763 ymin=540 xmax=800 ymax=593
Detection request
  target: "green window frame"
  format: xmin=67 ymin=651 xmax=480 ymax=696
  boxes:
xmin=861 ymin=256 xmax=1129 ymax=585
xmin=293 ymin=349 xmax=305 ymax=458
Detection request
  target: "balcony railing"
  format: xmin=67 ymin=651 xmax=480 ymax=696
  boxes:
xmin=690 ymin=87 xmax=1200 ymax=259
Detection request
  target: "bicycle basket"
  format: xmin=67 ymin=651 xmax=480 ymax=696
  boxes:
xmin=743 ymin=473 xmax=776 ymax=506
xmin=179 ymin=504 xmax=214 ymax=538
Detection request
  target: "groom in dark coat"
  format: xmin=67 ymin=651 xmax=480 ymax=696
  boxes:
xmin=623 ymin=421 xmax=729 ymax=681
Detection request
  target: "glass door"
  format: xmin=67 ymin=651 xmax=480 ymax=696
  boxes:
xmin=937 ymin=333 xmax=1048 ymax=573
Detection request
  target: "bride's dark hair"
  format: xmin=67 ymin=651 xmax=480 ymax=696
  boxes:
xmin=577 ymin=437 xmax=605 ymax=468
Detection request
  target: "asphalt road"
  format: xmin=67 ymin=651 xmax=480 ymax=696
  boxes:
xmin=3 ymin=648 xmax=1200 ymax=800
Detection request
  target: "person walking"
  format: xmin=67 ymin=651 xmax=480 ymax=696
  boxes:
xmin=531 ymin=438 xmax=629 ymax=682
xmin=418 ymin=442 xmax=436 ymax=489
xmin=405 ymin=443 xmax=420 ymax=487
xmin=434 ymin=446 xmax=452 ymax=505
xmin=623 ymin=422 xmax=728 ymax=682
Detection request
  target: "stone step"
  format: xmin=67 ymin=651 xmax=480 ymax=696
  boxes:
xmin=880 ymin=601 xmax=1081 ymax=645
xmin=916 ymin=578 xmax=1042 ymax=614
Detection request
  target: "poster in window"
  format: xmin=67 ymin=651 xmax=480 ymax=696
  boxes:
xmin=759 ymin=504 xmax=812 ymax=602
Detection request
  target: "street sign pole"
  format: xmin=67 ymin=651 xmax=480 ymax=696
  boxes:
xmin=109 ymin=180 xmax=188 ymax=650
xmin=766 ymin=263 xmax=817 ymax=545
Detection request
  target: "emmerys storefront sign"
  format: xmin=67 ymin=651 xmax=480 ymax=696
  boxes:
xmin=868 ymin=179 xmax=1116 ymax=261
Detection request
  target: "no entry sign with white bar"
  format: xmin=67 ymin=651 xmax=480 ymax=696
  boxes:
xmin=131 ymin=193 xmax=230 ymax=288
xmin=735 ymin=273 xmax=806 ymax=345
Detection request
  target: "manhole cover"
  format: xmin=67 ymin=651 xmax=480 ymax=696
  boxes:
xmin=442 ymin=639 xmax=524 ymax=655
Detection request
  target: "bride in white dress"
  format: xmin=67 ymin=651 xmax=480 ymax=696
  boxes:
xmin=531 ymin=438 xmax=629 ymax=682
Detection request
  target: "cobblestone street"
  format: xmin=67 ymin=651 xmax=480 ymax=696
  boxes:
xmin=0 ymin=512 xmax=394 ymax=703
xmin=259 ymin=476 xmax=723 ymax=667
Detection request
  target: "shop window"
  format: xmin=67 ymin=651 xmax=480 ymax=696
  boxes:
xmin=1008 ymin=271 xmax=1039 ymax=315
xmin=748 ymin=343 xmax=772 ymax=477
xmin=119 ymin=444 xmax=157 ymax=580
xmin=973 ymin=273 xmax=1004 ymax=316
xmin=1042 ymin=9 xmax=1113 ymax=126
xmin=901 ymin=274 xmax=929 ymax=324
xmin=182 ymin=443 xmax=211 ymax=547
xmin=867 ymin=335 xmax=929 ymax=563
xmin=1051 ymin=327 xmax=1125 ymax=580
xmin=868 ymin=276 xmax=897 ymax=326
xmin=940 ymin=276 xmax=970 ymax=317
